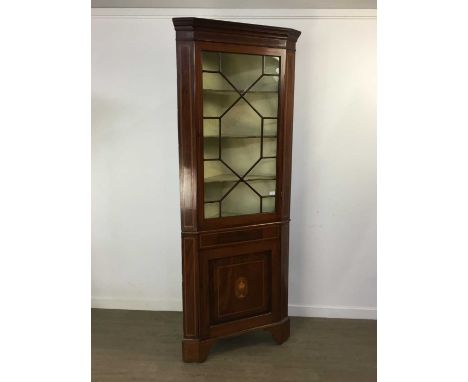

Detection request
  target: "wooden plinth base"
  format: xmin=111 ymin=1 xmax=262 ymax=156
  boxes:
xmin=264 ymin=317 xmax=290 ymax=344
xmin=182 ymin=338 xmax=216 ymax=363
xmin=182 ymin=318 xmax=290 ymax=363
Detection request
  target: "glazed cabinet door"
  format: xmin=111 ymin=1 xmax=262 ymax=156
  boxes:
xmin=197 ymin=43 xmax=287 ymax=229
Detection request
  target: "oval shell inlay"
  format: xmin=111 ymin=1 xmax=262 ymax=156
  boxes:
xmin=235 ymin=276 xmax=248 ymax=299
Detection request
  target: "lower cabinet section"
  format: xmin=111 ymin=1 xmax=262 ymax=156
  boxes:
xmin=181 ymin=224 xmax=290 ymax=362
xmin=199 ymin=239 xmax=281 ymax=338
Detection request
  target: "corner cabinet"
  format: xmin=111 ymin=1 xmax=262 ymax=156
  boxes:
xmin=173 ymin=17 xmax=301 ymax=362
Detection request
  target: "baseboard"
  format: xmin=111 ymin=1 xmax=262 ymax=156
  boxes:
xmin=289 ymin=304 xmax=376 ymax=319
xmin=92 ymin=297 xmax=376 ymax=319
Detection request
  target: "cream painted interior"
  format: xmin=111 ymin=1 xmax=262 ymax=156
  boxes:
xmin=202 ymin=51 xmax=278 ymax=218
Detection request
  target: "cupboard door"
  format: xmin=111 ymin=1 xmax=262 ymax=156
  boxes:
xmin=200 ymin=239 xmax=280 ymax=337
xmin=209 ymin=250 xmax=271 ymax=324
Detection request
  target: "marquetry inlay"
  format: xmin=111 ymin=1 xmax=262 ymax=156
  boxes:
xmin=235 ymin=276 xmax=248 ymax=299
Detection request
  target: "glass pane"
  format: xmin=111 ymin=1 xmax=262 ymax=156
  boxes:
xmin=221 ymin=137 xmax=260 ymax=175
xmin=202 ymin=50 xmax=280 ymax=218
xmin=203 ymin=119 xmax=219 ymax=160
xmin=263 ymin=137 xmax=277 ymax=157
xmin=204 ymin=160 xmax=237 ymax=202
xmin=264 ymin=56 xmax=280 ymax=75
xmin=204 ymin=160 xmax=237 ymax=182
xmin=205 ymin=181 xmax=237 ymax=202
xmin=220 ymin=53 xmax=262 ymax=91
xmin=262 ymin=197 xmax=276 ymax=213
xmin=205 ymin=202 xmax=219 ymax=219
xmin=202 ymin=51 xmax=219 ymax=72
xmin=244 ymin=92 xmax=278 ymax=118
xmin=222 ymin=182 xmax=260 ymax=217
xmin=204 ymin=137 xmax=219 ymax=159
xmin=264 ymin=119 xmax=277 ymax=137
xmin=222 ymin=98 xmax=261 ymax=137
xmin=203 ymin=73 xmax=238 ymax=117
xmin=244 ymin=76 xmax=279 ymax=118
xmin=248 ymin=75 xmax=279 ymax=92
xmin=247 ymin=179 xmax=276 ymax=197
xmin=203 ymin=72 xmax=234 ymax=91
xmin=246 ymin=158 xmax=276 ymax=180
xmin=203 ymin=92 xmax=238 ymax=117
xmin=203 ymin=118 xmax=219 ymax=137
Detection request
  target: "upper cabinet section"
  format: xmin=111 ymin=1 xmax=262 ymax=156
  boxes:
xmin=174 ymin=18 xmax=300 ymax=231
xmin=173 ymin=17 xmax=301 ymax=51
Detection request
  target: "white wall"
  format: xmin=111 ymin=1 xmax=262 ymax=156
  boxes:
xmin=91 ymin=8 xmax=376 ymax=318
xmin=91 ymin=0 xmax=377 ymax=9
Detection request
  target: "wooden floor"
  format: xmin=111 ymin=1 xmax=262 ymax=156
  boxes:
xmin=92 ymin=309 xmax=376 ymax=382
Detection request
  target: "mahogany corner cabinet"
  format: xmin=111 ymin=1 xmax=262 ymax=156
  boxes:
xmin=173 ymin=17 xmax=301 ymax=363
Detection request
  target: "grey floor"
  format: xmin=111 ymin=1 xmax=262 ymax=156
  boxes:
xmin=92 ymin=309 xmax=376 ymax=382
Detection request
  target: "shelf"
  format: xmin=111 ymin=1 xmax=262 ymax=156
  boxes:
xmin=219 ymin=210 xmax=275 ymax=217
xmin=245 ymin=176 xmax=276 ymax=181
xmin=204 ymin=174 xmax=238 ymax=183
xmin=205 ymin=174 xmax=276 ymax=183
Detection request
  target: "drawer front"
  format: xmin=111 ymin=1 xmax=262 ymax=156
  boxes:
xmin=199 ymin=239 xmax=281 ymax=337
xmin=199 ymin=225 xmax=279 ymax=248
